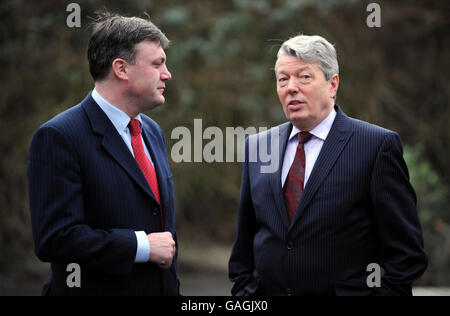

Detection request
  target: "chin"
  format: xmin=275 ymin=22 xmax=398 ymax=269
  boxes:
xmin=289 ymin=116 xmax=313 ymax=131
xmin=151 ymin=96 xmax=165 ymax=106
xmin=287 ymin=112 xmax=308 ymax=123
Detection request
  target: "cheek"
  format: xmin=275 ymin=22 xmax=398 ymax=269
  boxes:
xmin=305 ymin=86 xmax=321 ymax=101
xmin=277 ymin=88 xmax=285 ymax=102
xmin=141 ymin=68 xmax=158 ymax=83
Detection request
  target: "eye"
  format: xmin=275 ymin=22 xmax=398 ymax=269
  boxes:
xmin=301 ymin=75 xmax=310 ymax=79
xmin=278 ymin=77 xmax=287 ymax=82
xmin=153 ymin=59 xmax=165 ymax=67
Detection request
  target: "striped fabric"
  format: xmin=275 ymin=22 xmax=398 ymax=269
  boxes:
xmin=229 ymin=105 xmax=428 ymax=296
xmin=28 ymin=92 xmax=179 ymax=295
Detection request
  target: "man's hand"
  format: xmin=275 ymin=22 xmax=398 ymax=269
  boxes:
xmin=147 ymin=232 xmax=176 ymax=269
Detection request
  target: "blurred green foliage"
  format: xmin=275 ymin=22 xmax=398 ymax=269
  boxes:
xmin=404 ymin=145 xmax=450 ymax=285
xmin=0 ymin=0 xmax=449 ymax=286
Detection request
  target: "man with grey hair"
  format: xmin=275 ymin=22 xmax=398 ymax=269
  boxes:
xmin=28 ymin=11 xmax=179 ymax=295
xmin=229 ymin=34 xmax=428 ymax=296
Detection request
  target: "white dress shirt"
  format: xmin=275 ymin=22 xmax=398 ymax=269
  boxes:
xmin=92 ymin=88 xmax=151 ymax=263
xmin=281 ymin=109 xmax=337 ymax=188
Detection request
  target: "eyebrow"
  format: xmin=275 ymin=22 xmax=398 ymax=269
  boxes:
xmin=153 ymin=57 xmax=166 ymax=64
xmin=277 ymin=66 xmax=312 ymax=75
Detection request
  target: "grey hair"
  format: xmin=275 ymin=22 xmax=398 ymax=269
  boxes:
xmin=275 ymin=35 xmax=339 ymax=81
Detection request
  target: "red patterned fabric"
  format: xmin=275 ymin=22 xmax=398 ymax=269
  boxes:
xmin=283 ymin=131 xmax=312 ymax=223
xmin=129 ymin=119 xmax=161 ymax=206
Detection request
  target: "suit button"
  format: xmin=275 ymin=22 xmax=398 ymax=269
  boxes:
xmin=286 ymin=288 xmax=292 ymax=296
xmin=153 ymin=207 xmax=160 ymax=216
xmin=287 ymin=242 xmax=293 ymax=250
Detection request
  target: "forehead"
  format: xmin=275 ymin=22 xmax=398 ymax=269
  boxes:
xmin=134 ymin=40 xmax=166 ymax=60
xmin=276 ymin=55 xmax=320 ymax=74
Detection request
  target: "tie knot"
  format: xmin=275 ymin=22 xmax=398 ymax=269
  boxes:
xmin=129 ymin=119 xmax=141 ymax=136
xmin=298 ymin=131 xmax=312 ymax=144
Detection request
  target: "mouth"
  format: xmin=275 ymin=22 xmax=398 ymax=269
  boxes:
xmin=287 ymin=100 xmax=305 ymax=110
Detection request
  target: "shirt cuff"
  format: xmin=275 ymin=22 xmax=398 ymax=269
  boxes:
xmin=134 ymin=231 xmax=150 ymax=263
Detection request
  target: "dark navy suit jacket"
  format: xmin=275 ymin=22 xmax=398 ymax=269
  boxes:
xmin=229 ymin=105 xmax=428 ymax=296
xmin=28 ymin=92 xmax=179 ymax=295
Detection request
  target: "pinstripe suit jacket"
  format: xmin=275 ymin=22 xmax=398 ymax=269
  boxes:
xmin=27 ymin=92 xmax=179 ymax=295
xmin=229 ymin=105 xmax=427 ymax=296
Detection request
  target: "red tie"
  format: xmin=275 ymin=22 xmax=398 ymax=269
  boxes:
xmin=128 ymin=119 xmax=161 ymax=206
xmin=283 ymin=131 xmax=313 ymax=223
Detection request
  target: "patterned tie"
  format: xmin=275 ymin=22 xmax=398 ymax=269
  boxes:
xmin=128 ymin=119 xmax=161 ymax=206
xmin=283 ymin=131 xmax=313 ymax=223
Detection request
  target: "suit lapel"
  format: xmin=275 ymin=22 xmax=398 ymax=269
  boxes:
xmin=290 ymin=106 xmax=354 ymax=229
xmin=269 ymin=122 xmax=292 ymax=230
xmin=82 ymin=93 xmax=157 ymax=202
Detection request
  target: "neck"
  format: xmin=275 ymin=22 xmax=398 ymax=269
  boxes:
xmin=94 ymin=81 xmax=140 ymax=118
xmin=294 ymin=103 xmax=334 ymax=131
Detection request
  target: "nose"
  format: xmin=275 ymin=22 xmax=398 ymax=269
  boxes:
xmin=287 ymin=78 xmax=298 ymax=94
xmin=161 ymin=64 xmax=172 ymax=81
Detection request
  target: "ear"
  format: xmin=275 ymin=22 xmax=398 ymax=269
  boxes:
xmin=330 ymin=74 xmax=339 ymax=99
xmin=111 ymin=58 xmax=129 ymax=81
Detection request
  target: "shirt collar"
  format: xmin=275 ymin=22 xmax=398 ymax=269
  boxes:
xmin=92 ymin=88 xmax=142 ymax=133
xmin=288 ymin=108 xmax=337 ymax=142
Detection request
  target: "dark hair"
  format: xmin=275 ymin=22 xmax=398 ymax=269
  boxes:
xmin=87 ymin=10 xmax=169 ymax=81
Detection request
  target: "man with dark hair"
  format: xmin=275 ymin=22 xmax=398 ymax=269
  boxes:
xmin=28 ymin=11 xmax=179 ymax=295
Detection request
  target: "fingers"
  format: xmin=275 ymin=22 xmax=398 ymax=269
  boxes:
xmin=158 ymin=260 xmax=171 ymax=269
xmin=157 ymin=249 xmax=174 ymax=269
xmin=148 ymin=232 xmax=176 ymax=269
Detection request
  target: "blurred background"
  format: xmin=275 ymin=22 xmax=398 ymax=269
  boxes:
xmin=0 ymin=0 xmax=449 ymax=295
